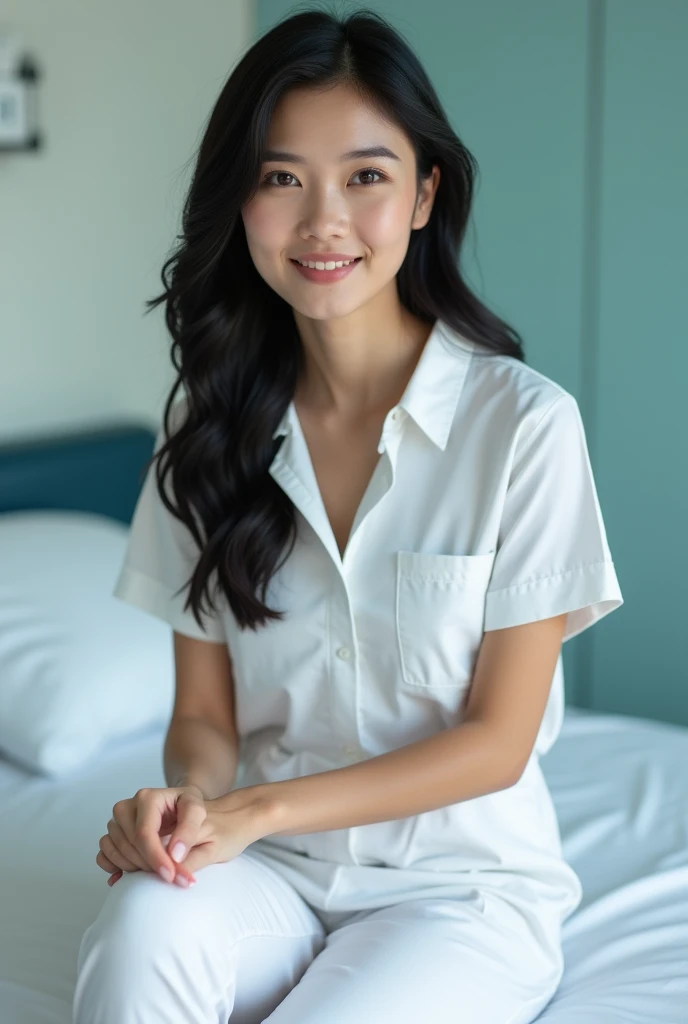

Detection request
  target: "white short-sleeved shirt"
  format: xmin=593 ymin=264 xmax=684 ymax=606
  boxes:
xmin=113 ymin=317 xmax=623 ymax=956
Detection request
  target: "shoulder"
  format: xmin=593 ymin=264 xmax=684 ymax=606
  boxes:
xmin=461 ymin=341 xmax=580 ymax=448
xmin=469 ymin=342 xmax=572 ymax=408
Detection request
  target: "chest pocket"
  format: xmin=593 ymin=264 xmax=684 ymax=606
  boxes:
xmin=395 ymin=550 xmax=496 ymax=691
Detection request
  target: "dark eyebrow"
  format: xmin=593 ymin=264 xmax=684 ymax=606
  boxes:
xmin=262 ymin=145 xmax=401 ymax=164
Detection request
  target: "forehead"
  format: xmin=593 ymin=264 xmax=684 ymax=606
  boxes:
xmin=265 ymin=83 xmax=412 ymax=161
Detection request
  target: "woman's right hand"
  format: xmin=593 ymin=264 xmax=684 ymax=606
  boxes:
xmin=97 ymin=784 xmax=205 ymax=888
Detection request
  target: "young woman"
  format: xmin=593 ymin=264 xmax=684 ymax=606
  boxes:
xmin=73 ymin=8 xmax=623 ymax=1023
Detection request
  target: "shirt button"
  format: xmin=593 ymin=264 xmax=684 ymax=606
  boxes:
xmin=336 ymin=646 xmax=352 ymax=661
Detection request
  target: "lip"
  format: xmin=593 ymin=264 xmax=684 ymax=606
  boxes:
xmin=290 ymin=256 xmax=362 ymax=284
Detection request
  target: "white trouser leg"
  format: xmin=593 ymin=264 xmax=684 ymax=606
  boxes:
xmin=72 ymin=850 xmax=326 ymax=1024
xmin=260 ymin=894 xmax=565 ymax=1024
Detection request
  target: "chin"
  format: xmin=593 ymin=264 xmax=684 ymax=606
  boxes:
xmin=298 ymin=298 xmax=366 ymax=321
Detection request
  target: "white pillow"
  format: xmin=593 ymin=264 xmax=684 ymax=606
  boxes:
xmin=0 ymin=510 xmax=175 ymax=777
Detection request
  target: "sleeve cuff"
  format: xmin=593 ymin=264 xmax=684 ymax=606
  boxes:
xmin=112 ymin=564 xmax=227 ymax=643
xmin=484 ymin=560 xmax=623 ymax=643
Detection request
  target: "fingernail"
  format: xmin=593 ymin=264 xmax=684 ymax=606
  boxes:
xmin=174 ymin=874 xmax=189 ymax=887
xmin=159 ymin=866 xmax=173 ymax=883
xmin=171 ymin=842 xmax=186 ymax=863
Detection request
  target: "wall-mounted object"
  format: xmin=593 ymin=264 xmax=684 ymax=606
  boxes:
xmin=0 ymin=28 xmax=42 ymax=152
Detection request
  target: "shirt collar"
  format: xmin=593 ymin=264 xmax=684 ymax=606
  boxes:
xmin=272 ymin=318 xmax=475 ymax=451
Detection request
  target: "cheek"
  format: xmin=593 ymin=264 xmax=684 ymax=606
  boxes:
xmin=242 ymin=199 xmax=287 ymax=248
xmin=358 ymin=196 xmax=414 ymax=248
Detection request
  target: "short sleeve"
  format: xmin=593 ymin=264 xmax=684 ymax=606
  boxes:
xmin=112 ymin=408 xmax=227 ymax=643
xmin=484 ymin=393 xmax=623 ymax=643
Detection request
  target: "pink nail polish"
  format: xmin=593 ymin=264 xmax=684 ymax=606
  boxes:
xmin=159 ymin=866 xmax=173 ymax=883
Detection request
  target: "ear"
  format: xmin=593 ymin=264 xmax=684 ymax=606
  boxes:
xmin=412 ymin=164 xmax=441 ymax=230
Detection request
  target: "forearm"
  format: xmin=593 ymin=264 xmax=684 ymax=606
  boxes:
xmin=164 ymin=717 xmax=240 ymax=801
xmin=214 ymin=720 xmax=519 ymax=838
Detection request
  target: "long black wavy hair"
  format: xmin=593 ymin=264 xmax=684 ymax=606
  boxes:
xmin=142 ymin=4 xmax=526 ymax=635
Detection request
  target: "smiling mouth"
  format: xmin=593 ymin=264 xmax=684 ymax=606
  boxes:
xmin=290 ymin=257 xmax=363 ymax=268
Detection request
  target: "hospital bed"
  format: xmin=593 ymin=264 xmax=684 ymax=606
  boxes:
xmin=0 ymin=422 xmax=686 ymax=1023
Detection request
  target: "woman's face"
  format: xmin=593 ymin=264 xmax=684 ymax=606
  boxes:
xmin=240 ymin=83 xmax=439 ymax=322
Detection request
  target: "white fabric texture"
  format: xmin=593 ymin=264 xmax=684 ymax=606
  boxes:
xmin=0 ymin=511 xmax=176 ymax=777
xmin=74 ymin=853 xmax=563 ymax=1024
xmin=2 ymin=708 xmax=687 ymax=1023
xmin=111 ymin=318 xmax=624 ymax=974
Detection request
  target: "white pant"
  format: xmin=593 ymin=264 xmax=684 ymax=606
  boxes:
xmin=73 ymin=849 xmax=563 ymax=1024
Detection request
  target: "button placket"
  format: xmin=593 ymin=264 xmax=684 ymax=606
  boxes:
xmin=327 ymin=583 xmax=362 ymax=766
xmin=335 ymin=640 xmax=359 ymax=760
xmin=337 ymin=420 xmax=401 ymax=771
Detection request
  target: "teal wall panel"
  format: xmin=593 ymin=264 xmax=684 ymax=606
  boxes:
xmin=592 ymin=0 xmax=688 ymax=725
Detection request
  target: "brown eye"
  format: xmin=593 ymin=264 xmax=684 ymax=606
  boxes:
xmin=353 ymin=168 xmax=385 ymax=186
xmin=263 ymin=171 xmax=297 ymax=187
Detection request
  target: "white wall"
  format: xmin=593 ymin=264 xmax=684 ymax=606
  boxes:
xmin=0 ymin=0 xmax=253 ymax=441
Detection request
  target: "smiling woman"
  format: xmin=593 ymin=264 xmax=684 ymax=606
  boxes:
xmin=74 ymin=7 xmax=623 ymax=1024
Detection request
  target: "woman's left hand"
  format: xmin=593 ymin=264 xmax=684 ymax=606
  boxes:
xmin=163 ymin=788 xmax=270 ymax=877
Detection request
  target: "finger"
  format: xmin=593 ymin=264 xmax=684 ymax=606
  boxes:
xmin=108 ymin=869 xmax=123 ymax=887
xmin=155 ymin=793 xmax=203 ymax=884
xmin=113 ymin=794 xmax=175 ymax=854
xmin=107 ymin=818 xmax=149 ymax=872
xmin=114 ymin=797 xmax=155 ymax=860
xmin=99 ymin=833 xmax=139 ymax=873
xmin=96 ymin=849 xmax=120 ymax=874
xmin=167 ymin=794 xmax=209 ymax=867
xmin=176 ymin=842 xmax=211 ymax=878
xmin=112 ymin=801 xmax=177 ymax=874
xmin=133 ymin=792 xmax=188 ymax=882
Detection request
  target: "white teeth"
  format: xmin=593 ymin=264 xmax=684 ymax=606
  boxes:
xmin=296 ymin=258 xmax=358 ymax=270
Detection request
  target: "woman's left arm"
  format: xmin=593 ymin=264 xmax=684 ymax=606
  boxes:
xmin=211 ymin=612 xmax=568 ymax=840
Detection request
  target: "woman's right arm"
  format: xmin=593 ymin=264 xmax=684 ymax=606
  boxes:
xmin=163 ymin=631 xmax=241 ymax=801
xmin=102 ymin=633 xmax=240 ymax=885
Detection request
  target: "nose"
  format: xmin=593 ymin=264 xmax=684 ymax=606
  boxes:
xmin=298 ymin=184 xmax=349 ymax=241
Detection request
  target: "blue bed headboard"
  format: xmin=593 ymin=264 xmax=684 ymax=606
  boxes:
xmin=0 ymin=422 xmax=157 ymax=524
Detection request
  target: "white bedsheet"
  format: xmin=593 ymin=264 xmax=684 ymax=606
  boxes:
xmin=1 ymin=706 xmax=687 ymax=1023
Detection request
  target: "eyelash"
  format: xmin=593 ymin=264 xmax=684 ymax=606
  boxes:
xmin=261 ymin=167 xmax=388 ymax=188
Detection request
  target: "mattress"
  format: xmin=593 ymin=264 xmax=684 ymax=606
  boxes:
xmin=1 ymin=706 xmax=687 ymax=1023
